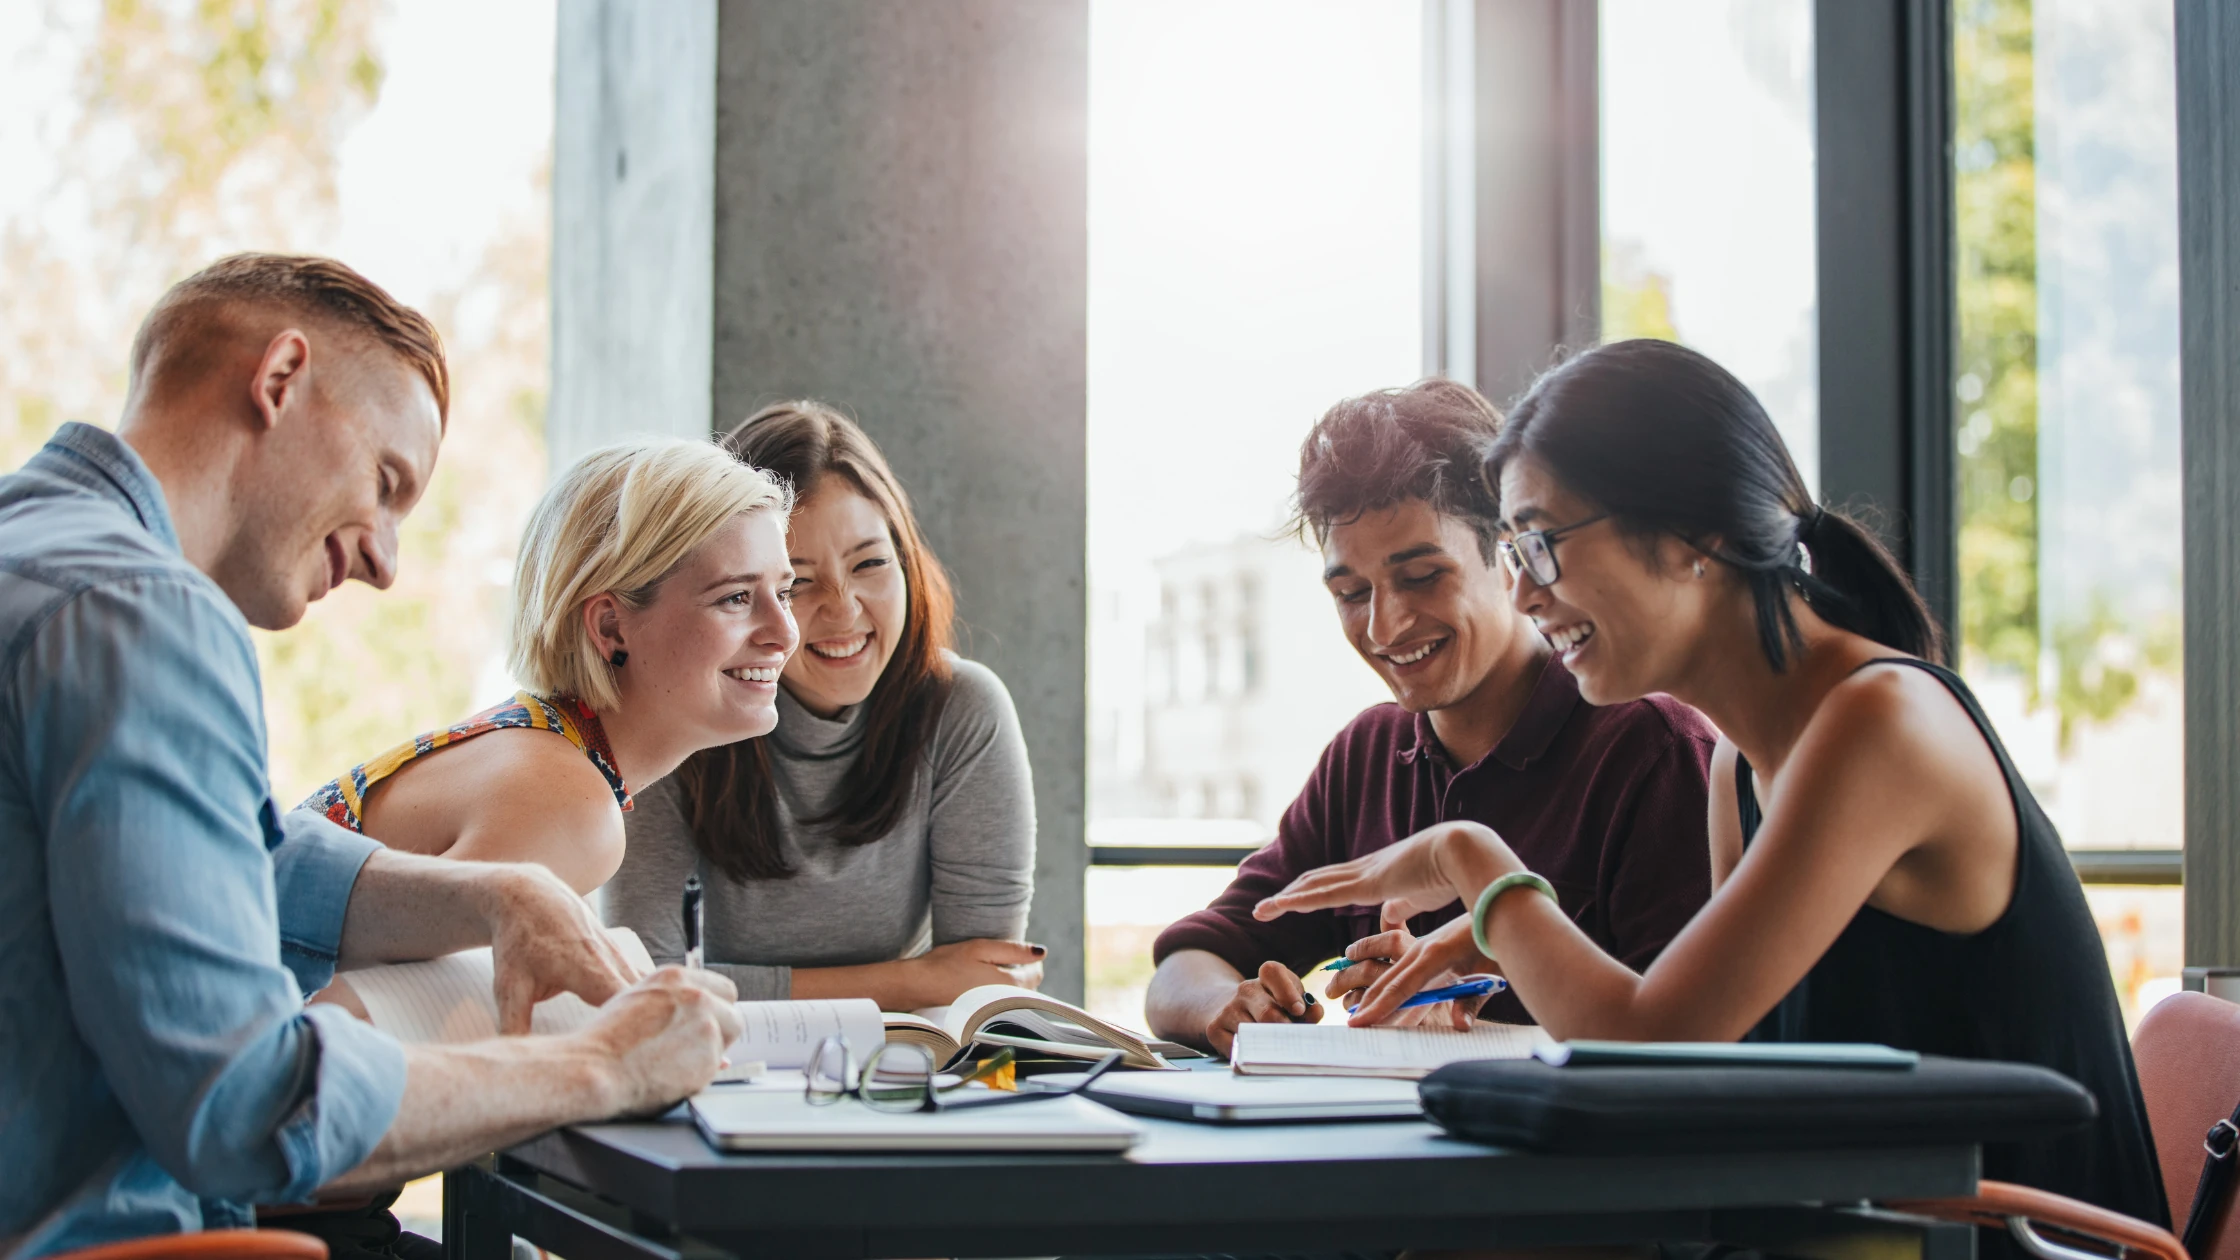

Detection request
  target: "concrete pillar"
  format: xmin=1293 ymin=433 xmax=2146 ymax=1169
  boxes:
xmin=551 ymin=0 xmax=717 ymax=454
xmin=554 ymin=0 xmax=1090 ymax=1000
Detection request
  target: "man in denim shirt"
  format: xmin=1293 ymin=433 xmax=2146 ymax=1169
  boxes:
xmin=0 ymin=255 xmax=744 ymax=1258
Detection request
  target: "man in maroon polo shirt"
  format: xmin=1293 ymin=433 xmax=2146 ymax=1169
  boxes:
xmin=1145 ymin=379 xmax=1716 ymax=1056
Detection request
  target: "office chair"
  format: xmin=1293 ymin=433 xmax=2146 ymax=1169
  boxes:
xmin=39 ymin=1231 xmax=327 ymax=1260
xmin=1889 ymin=991 xmax=2240 ymax=1260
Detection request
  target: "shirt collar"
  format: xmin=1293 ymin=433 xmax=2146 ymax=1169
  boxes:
xmin=1399 ymin=654 xmax=1584 ymax=773
xmin=42 ymin=422 xmax=181 ymax=554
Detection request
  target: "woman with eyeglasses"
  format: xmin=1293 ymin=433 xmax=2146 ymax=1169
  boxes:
xmin=1255 ymin=340 xmax=2162 ymax=1234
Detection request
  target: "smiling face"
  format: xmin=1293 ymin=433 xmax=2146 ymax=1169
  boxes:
xmin=220 ymin=345 xmax=443 ymax=630
xmin=781 ymin=478 xmax=907 ymax=717
xmin=1320 ymin=499 xmax=1532 ymax=714
xmin=1497 ymin=454 xmax=1713 ymax=705
xmin=599 ymin=509 xmax=800 ymax=747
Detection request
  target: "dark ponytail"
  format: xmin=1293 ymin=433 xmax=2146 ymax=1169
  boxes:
xmin=1488 ymin=339 xmax=1943 ymax=670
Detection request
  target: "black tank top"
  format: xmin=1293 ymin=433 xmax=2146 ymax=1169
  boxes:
xmin=1736 ymin=658 xmax=2164 ymax=1227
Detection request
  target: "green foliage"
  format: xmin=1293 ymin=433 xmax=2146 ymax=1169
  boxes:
xmin=1953 ymin=0 xmax=2041 ymax=699
xmin=1601 ymin=241 xmax=1679 ymax=345
xmin=6 ymin=1 xmax=552 ymax=803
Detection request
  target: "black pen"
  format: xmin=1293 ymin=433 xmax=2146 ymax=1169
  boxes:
xmin=683 ymin=874 xmax=704 ymax=970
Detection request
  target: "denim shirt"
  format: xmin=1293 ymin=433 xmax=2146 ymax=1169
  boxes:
xmin=0 ymin=425 xmax=408 ymax=1258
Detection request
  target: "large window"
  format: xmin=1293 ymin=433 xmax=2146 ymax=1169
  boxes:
xmin=1599 ymin=0 xmax=1818 ymax=484
xmin=1083 ymin=0 xmax=1421 ymax=1024
xmin=1952 ymin=0 xmax=2184 ymax=1018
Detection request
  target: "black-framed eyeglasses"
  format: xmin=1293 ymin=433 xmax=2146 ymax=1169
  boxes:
xmin=1498 ymin=513 xmax=1608 ymax=587
xmin=804 ymin=1037 xmax=1125 ymax=1113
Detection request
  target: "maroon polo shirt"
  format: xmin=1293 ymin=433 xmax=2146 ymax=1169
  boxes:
xmin=1153 ymin=657 xmax=1715 ymax=1023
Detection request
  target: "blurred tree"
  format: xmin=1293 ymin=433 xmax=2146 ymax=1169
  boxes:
xmin=1953 ymin=0 xmax=2040 ymax=698
xmin=0 ymin=0 xmax=550 ymax=802
xmin=1600 ymin=240 xmax=1680 ymax=346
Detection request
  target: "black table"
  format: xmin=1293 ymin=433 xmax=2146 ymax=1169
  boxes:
xmin=442 ymin=1107 xmax=1980 ymax=1260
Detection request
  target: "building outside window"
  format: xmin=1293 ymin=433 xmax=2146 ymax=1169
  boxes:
xmin=1084 ymin=0 xmax=1415 ymax=1024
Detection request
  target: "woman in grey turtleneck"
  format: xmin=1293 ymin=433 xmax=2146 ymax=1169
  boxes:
xmin=601 ymin=402 xmax=1040 ymax=1007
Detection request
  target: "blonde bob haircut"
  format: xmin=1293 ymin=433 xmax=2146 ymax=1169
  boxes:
xmin=509 ymin=438 xmax=792 ymax=711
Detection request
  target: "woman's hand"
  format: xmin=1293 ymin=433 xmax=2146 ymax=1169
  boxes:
xmin=1327 ymin=912 xmax=1495 ymax=1031
xmin=1342 ymin=914 xmax=1499 ymax=1029
xmin=900 ymin=938 xmax=1046 ymax=1008
xmin=1252 ymin=821 xmax=1522 ymax=925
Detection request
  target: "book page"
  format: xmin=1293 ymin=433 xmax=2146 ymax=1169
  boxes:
xmin=730 ymin=998 xmax=884 ymax=1070
xmin=1232 ymin=1021 xmax=1552 ymax=1078
xmin=346 ymin=948 xmax=603 ymax=1041
xmin=341 ymin=927 xmax=651 ymax=1044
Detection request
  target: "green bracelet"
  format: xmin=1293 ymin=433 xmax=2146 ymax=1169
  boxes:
xmin=1470 ymin=871 xmax=1558 ymax=961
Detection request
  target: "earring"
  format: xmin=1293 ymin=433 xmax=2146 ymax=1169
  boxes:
xmin=609 ymin=649 xmax=629 ymax=668
xmin=1693 ymin=559 xmax=1706 ymax=579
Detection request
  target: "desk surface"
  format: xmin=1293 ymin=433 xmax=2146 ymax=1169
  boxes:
xmin=492 ymin=1108 xmax=1979 ymax=1258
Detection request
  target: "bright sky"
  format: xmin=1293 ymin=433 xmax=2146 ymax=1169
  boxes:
xmin=1086 ymin=0 xmax=1424 ymax=583
xmin=332 ymin=0 xmax=555 ymax=311
xmin=1601 ymin=0 xmax=1820 ymax=484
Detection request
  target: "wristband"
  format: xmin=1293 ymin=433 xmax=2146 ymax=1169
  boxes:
xmin=1470 ymin=871 xmax=1558 ymax=961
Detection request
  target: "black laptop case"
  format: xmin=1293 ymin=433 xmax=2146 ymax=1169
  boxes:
xmin=1418 ymin=1054 xmax=2098 ymax=1155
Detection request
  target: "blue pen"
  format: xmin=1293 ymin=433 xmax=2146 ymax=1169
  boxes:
xmin=1347 ymin=975 xmax=1504 ymax=1016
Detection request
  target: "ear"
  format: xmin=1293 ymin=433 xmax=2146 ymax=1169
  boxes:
xmin=250 ymin=329 xmax=312 ymax=431
xmin=582 ymin=593 xmax=626 ymax=660
xmin=1656 ymin=533 xmax=1718 ymax=577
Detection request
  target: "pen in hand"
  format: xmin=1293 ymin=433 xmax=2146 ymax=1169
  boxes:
xmin=682 ymin=874 xmax=704 ymax=971
xmin=1346 ymin=975 xmax=1505 ymax=1017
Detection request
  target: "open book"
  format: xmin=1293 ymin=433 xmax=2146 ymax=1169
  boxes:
xmin=880 ymin=984 xmax=1197 ymax=1071
xmin=1231 ymin=1020 xmax=1554 ymax=1079
xmin=335 ymin=932 xmax=885 ymax=1079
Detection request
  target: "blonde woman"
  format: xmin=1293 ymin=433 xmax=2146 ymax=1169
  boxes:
xmin=298 ymin=438 xmax=800 ymax=895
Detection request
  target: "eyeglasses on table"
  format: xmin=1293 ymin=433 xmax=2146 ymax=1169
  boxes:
xmin=804 ymin=1036 xmax=1126 ymax=1113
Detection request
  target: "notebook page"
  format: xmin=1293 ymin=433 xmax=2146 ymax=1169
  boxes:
xmin=730 ymin=999 xmax=884 ymax=1070
xmin=344 ymin=948 xmax=604 ymax=1041
xmin=1232 ymin=1021 xmax=1551 ymax=1077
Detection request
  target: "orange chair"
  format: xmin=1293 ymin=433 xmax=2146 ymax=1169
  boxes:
xmin=38 ymin=1230 xmax=327 ymax=1260
xmin=1890 ymin=991 xmax=2240 ymax=1260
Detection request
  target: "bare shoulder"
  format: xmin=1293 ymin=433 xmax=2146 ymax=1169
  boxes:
xmin=368 ymin=726 xmax=626 ymax=894
xmin=1814 ymin=660 xmax=1989 ymax=765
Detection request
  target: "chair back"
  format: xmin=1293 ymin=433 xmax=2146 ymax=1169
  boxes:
xmin=2135 ymin=990 xmax=2240 ymax=1260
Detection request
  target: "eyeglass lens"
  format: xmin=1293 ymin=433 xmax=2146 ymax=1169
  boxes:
xmin=805 ymin=1036 xmax=852 ymax=1105
xmin=860 ymin=1044 xmax=936 ymax=1113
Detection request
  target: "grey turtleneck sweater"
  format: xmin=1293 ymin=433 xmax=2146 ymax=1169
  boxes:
xmin=601 ymin=657 xmax=1036 ymax=1001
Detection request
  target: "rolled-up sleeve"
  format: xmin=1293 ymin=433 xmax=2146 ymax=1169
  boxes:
xmin=272 ymin=808 xmax=381 ymax=994
xmin=22 ymin=577 xmax=406 ymax=1202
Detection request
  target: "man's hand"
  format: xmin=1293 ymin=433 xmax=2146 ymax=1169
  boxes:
xmin=327 ymin=966 xmax=745 ymax=1192
xmin=1205 ymin=960 xmax=1321 ymax=1059
xmin=579 ymin=967 xmax=745 ymax=1115
xmin=481 ymin=864 xmax=649 ymax=1034
xmin=899 ymin=938 xmax=1046 ymax=1009
xmin=1332 ymin=911 xmax=1493 ymax=1031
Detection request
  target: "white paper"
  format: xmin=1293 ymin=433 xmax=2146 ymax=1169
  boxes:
xmin=340 ymin=930 xmax=880 ymax=1074
xmin=1231 ymin=1021 xmax=1551 ymax=1078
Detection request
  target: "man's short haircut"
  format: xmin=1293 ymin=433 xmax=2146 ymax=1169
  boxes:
xmin=508 ymin=438 xmax=793 ymax=711
xmin=1289 ymin=377 xmax=1507 ymax=562
xmin=128 ymin=252 xmax=450 ymax=423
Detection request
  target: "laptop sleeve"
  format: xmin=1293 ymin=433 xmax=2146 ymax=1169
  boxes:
xmin=1418 ymin=1054 xmax=2098 ymax=1155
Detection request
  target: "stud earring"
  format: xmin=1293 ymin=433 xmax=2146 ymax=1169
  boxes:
xmin=609 ymin=649 xmax=629 ymax=668
xmin=1693 ymin=559 xmax=1706 ymax=579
